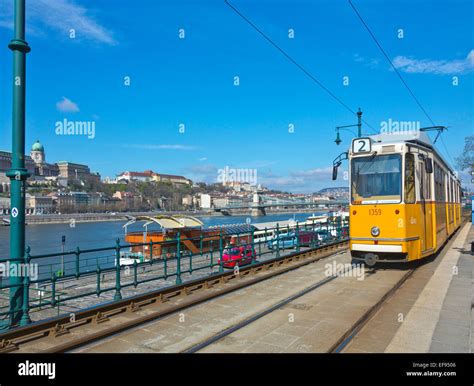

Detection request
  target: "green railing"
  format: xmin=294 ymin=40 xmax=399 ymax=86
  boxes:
xmin=0 ymin=218 xmax=349 ymax=330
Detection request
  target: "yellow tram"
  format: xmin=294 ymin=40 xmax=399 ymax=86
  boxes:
xmin=334 ymin=132 xmax=461 ymax=265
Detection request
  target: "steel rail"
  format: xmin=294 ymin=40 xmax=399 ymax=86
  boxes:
xmin=183 ymin=263 xmax=356 ymax=353
xmin=0 ymin=239 xmax=348 ymax=353
xmin=329 ymin=221 xmax=465 ymax=353
xmin=328 ymin=268 xmax=415 ymax=353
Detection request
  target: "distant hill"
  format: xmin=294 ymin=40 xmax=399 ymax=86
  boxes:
xmin=317 ymin=187 xmax=349 ymax=194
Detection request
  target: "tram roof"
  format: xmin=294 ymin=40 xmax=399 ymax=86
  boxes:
xmin=369 ymin=131 xmax=433 ymax=147
xmin=368 ymin=132 xmax=457 ymax=177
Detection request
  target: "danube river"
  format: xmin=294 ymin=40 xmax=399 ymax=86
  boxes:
xmin=0 ymin=212 xmax=319 ymax=258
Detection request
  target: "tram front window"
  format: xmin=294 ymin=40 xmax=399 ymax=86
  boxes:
xmin=351 ymin=154 xmax=402 ymax=204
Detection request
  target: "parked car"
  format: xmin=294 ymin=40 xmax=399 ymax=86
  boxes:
xmin=267 ymin=230 xmax=323 ymax=250
xmin=267 ymin=234 xmax=298 ymax=250
xmin=297 ymin=230 xmax=320 ymax=247
xmin=218 ymin=244 xmax=256 ymax=268
xmin=316 ymin=229 xmax=339 ymax=242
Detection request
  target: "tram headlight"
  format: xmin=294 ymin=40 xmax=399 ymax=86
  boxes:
xmin=371 ymin=226 xmax=380 ymax=237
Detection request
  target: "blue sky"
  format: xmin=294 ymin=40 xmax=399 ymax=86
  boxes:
xmin=0 ymin=0 xmax=472 ymax=192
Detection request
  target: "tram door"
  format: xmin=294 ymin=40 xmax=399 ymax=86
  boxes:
xmin=419 ymin=159 xmax=434 ymax=253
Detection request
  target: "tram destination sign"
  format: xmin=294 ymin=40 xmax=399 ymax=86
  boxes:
xmin=352 ymin=137 xmax=372 ymax=154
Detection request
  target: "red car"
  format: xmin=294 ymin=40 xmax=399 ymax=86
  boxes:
xmin=218 ymin=244 xmax=256 ymax=268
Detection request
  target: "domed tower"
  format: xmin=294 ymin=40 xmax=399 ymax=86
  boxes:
xmin=30 ymin=139 xmax=45 ymax=164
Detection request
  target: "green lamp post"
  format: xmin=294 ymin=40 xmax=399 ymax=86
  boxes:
xmin=334 ymin=108 xmax=363 ymax=145
xmin=7 ymin=0 xmax=31 ymax=326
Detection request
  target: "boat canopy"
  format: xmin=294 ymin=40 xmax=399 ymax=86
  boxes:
xmin=208 ymin=223 xmax=256 ymax=235
xmin=122 ymin=214 xmax=204 ymax=230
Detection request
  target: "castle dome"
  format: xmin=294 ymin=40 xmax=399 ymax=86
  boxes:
xmin=31 ymin=140 xmax=44 ymax=152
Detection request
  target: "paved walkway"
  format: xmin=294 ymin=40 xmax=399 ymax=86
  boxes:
xmin=429 ymin=224 xmax=473 ymax=353
xmin=385 ymin=223 xmax=472 ymax=353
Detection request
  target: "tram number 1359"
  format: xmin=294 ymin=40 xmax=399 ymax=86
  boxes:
xmin=369 ymin=209 xmax=382 ymax=215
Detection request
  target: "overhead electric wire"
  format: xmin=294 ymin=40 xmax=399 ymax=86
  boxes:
xmin=439 ymin=136 xmax=457 ymax=166
xmin=224 ymin=0 xmax=378 ymax=134
xmin=348 ymin=0 xmax=436 ymax=127
xmin=348 ymin=0 xmax=457 ymax=166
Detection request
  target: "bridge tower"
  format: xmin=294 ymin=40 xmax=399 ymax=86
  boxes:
xmin=251 ymin=191 xmax=266 ymax=216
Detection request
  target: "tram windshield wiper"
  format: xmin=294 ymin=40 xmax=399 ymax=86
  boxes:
xmin=353 ymin=151 xmax=378 ymax=182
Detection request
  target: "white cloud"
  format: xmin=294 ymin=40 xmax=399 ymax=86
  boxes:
xmin=353 ymin=53 xmax=380 ymax=69
xmin=56 ymin=96 xmax=79 ymax=112
xmin=392 ymin=50 xmax=474 ymax=75
xmin=290 ymin=167 xmax=334 ymax=180
xmin=186 ymin=164 xmax=218 ymax=183
xmin=182 ymin=164 xmax=345 ymax=192
xmin=0 ymin=0 xmax=116 ymax=45
xmin=257 ymin=167 xmax=344 ymax=193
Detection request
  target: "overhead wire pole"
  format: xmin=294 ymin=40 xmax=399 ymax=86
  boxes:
xmin=7 ymin=0 xmax=31 ymax=326
xmin=224 ymin=0 xmax=378 ymax=134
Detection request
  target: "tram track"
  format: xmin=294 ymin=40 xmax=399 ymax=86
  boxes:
xmin=183 ymin=265 xmax=414 ymax=353
xmin=183 ymin=263 xmax=357 ymax=353
xmin=0 ymin=239 xmax=348 ymax=353
xmin=186 ymin=222 xmax=464 ymax=354
xmin=328 ymin=268 xmax=415 ymax=353
xmin=334 ymin=220 xmax=467 ymax=353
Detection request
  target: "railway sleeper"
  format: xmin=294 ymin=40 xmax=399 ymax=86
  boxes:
xmin=0 ymin=339 xmax=18 ymax=352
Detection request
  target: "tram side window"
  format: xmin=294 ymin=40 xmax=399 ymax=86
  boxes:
xmin=423 ymin=161 xmax=431 ymax=200
xmin=443 ymin=172 xmax=447 ymax=202
xmin=452 ymin=180 xmax=455 ymax=202
xmin=448 ymin=176 xmax=452 ymax=203
xmin=434 ymin=163 xmax=446 ymax=202
xmin=404 ymin=153 xmax=416 ymax=203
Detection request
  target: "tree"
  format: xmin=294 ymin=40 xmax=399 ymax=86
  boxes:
xmin=455 ymin=135 xmax=474 ymax=171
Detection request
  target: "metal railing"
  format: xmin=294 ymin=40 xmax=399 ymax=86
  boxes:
xmin=0 ymin=217 xmax=349 ymax=330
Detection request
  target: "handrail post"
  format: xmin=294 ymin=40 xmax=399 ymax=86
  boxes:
xmin=133 ymin=260 xmax=138 ymax=288
xmin=189 ymin=239 xmax=193 ymax=274
xmin=210 ymin=240 xmax=214 ymax=267
xmin=114 ymin=238 xmax=122 ymax=301
xmin=19 ymin=246 xmax=31 ymax=325
xmin=337 ymin=216 xmax=341 ymax=240
xmin=276 ymin=223 xmax=280 ymax=258
xmin=251 ymin=228 xmax=255 ymax=264
xmin=219 ymin=229 xmax=224 ymax=273
xmin=175 ymin=232 xmax=182 ymax=285
xmin=96 ymin=267 xmax=101 ymax=296
xmin=51 ymin=272 xmax=56 ymax=307
xmin=75 ymin=247 xmax=80 ymax=279
xmin=296 ymin=222 xmax=300 ymax=253
xmin=200 ymin=233 xmax=203 ymax=256
xmin=264 ymin=227 xmax=268 ymax=256
xmin=163 ymin=250 xmax=168 ymax=280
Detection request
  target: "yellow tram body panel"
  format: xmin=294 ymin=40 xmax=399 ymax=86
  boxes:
xmin=350 ymin=202 xmax=460 ymax=262
xmin=349 ymin=202 xmax=430 ymax=262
